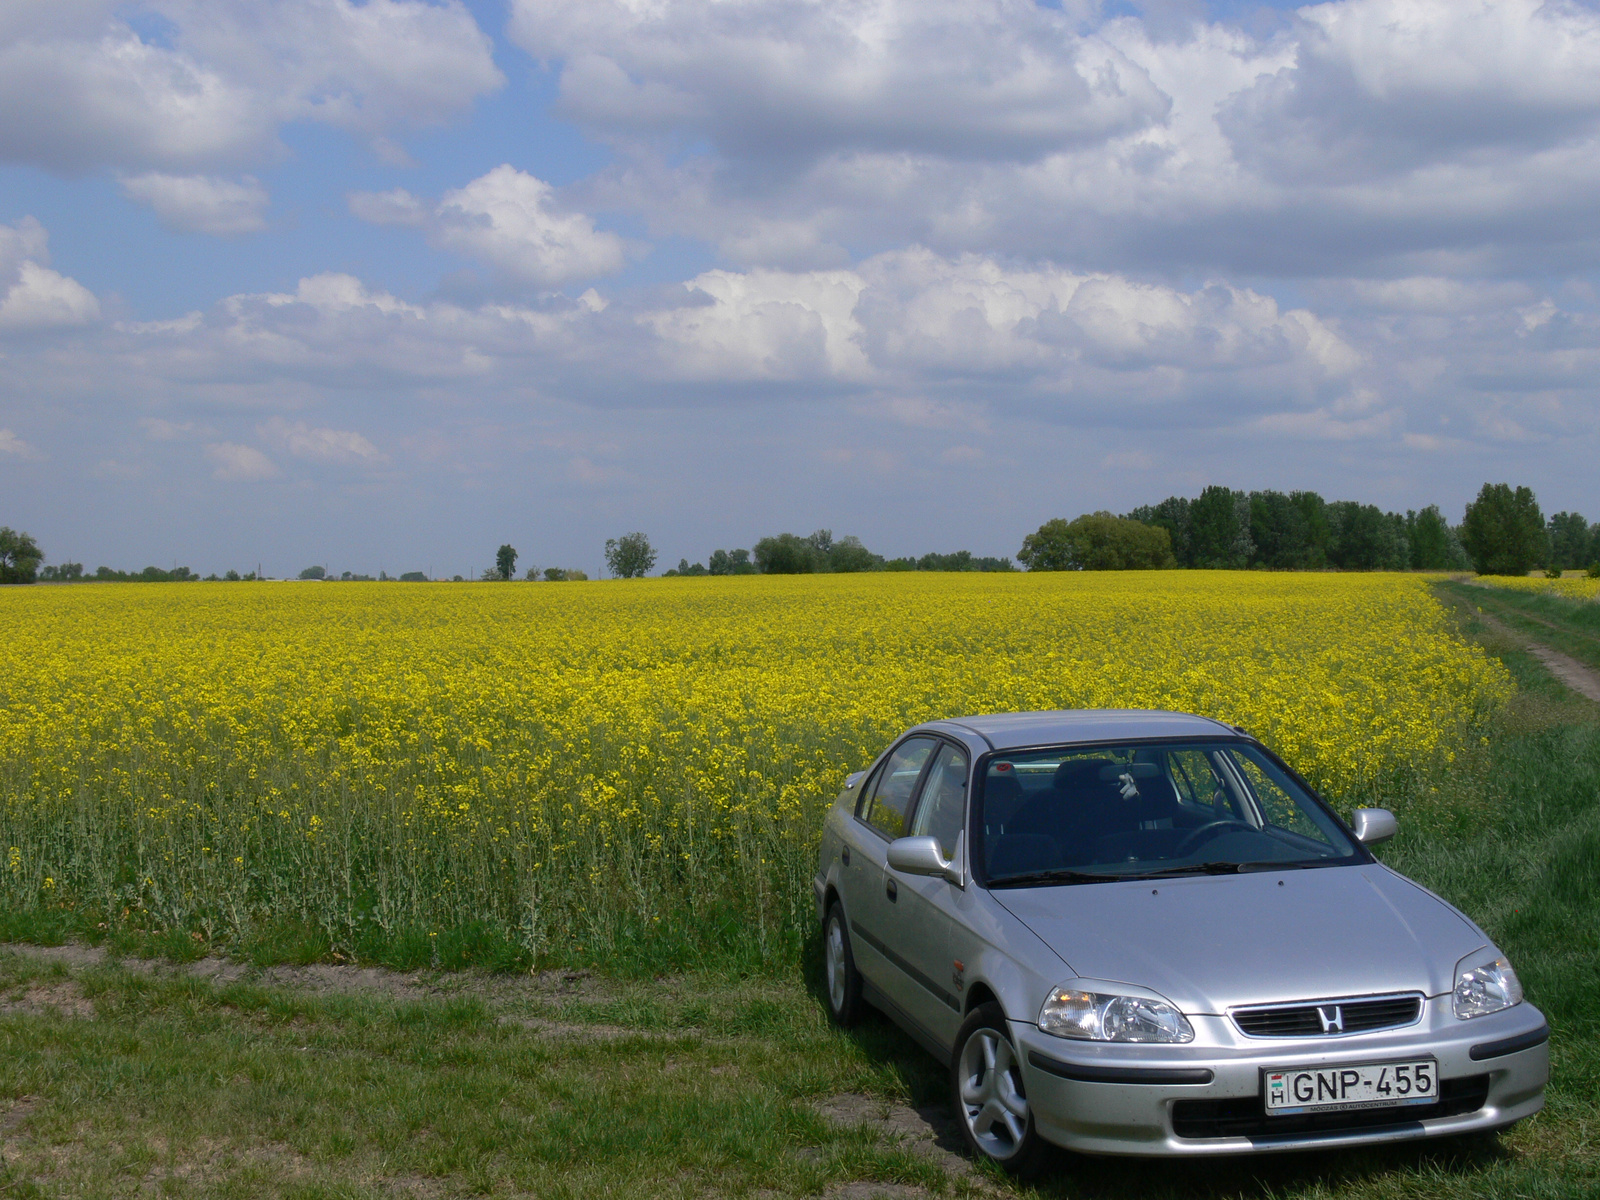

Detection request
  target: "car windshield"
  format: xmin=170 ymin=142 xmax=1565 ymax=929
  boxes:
xmin=975 ymin=740 xmax=1362 ymax=886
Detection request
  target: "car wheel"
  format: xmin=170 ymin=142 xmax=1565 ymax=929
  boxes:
xmin=952 ymin=1002 xmax=1051 ymax=1177
xmin=823 ymin=902 xmax=865 ymax=1027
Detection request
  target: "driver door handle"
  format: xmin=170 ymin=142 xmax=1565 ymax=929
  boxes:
xmin=885 ymin=877 xmax=897 ymax=903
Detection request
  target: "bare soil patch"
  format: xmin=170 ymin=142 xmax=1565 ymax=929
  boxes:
xmin=0 ymin=978 xmax=95 ymax=1019
xmin=815 ymin=1093 xmax=971 ymax=1178
xmin=1468 ymin=609 xmax=1600 ymax=704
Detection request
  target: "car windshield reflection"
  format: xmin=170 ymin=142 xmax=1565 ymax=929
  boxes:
xmin=976 ymin=740 xmax=1362 ymax=887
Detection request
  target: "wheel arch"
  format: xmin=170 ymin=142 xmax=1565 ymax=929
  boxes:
xmin=964 ymin=980 xmax=1001 ymax=1017
xmin=823 ymin=883 xmax=842 ymax=921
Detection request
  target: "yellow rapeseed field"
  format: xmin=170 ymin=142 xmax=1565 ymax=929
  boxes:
xmin=1475 ymin=575 xmax=1600 ymax=600
xmin=0 ymin=572 xmax=1510 ymax=967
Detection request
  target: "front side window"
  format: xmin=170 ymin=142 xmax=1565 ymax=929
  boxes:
xmin=862 ymin=736 xmax=936 ymax=840
xmin=975 ymin=740 xmax=1360 ymax=885
xmin=911 ymin=743 xmax=968 ymax=859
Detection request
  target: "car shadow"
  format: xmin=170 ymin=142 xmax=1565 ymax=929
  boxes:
xmin=798 ymin=936 xmax=1519 ymax=1197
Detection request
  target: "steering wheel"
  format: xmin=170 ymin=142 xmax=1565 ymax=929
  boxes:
xmin=1174 ymin=820 xmax=1256 ymax=857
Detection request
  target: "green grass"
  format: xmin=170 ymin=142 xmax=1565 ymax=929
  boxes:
xmin=0 ymin=591 xmax=1594 ymax=1197
xmin=1450 ymin=580 xmax=1600 ymax=673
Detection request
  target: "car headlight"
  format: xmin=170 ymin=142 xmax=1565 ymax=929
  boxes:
xmin=1453 ymin=947 xmax=1523 ymax=1019
xmin=1039 ymin=986 xmax=1194 ymax=1043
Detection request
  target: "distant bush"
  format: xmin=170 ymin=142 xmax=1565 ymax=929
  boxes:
xmin=400 ymin=571 xmax=428 ymax=582
xmin=1019 ymin=513 xmax=1175 ymax=571
xmin=1462 ymin=483 xmax=1547 ymax=576
xmin=0 ymin=527 xmax=43 ymax=584
xmin=605 ymin=533 xmax=656 ymax=579
xmin=708 ymin=549 xmax=756 ymax=575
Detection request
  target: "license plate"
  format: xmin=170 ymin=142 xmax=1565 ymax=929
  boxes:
xmin=1263 ymin=1059 xmax=1437 ymax=1115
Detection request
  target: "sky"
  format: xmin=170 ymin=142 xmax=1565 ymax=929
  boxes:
xmin=1 ymin=0 xmax=1598 ymax=579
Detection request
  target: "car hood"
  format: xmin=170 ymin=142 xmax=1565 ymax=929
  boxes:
xmin=993 ymin=865 xmax=1484 ymax=1013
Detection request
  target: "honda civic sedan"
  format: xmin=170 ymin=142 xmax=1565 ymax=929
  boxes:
xmin=812 ymin=710 xmax=1548 ymax=1173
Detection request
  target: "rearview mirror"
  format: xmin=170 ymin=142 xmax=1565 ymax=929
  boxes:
xmin=886 ymin=836 xmax=963 ymax=885
xmin=1351 ymin=808 xmax=1398 ymax=845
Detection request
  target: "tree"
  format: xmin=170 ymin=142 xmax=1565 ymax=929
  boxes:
xmin=707 ymin=548 xmax=755 ymax=575
xmin=0 ymin=527 xmax=42 ymax=584
xmin=1018 ymin=513 xmax=1175 ymax=571
xmin=1126 ymin=496 xmax=1193 ymax=566
xmin=400 ymin=571 xmax=428 ymax=582
xmin=1406 ymin=505 xmax=1468 ymax=570
xmin=298 ymin=565 xmax=326 ymax=580
xmin=1188 ymin=486 xmax=1252 ymax=568
xmin=1327 ymin=502 xmax=1408 ymax=571
xmin=495 ymin=544 xmax=518 ymax=581
xmin=1547 ymin=512 xmax=1591 ymax=571
xmin=604 ymin=532 xmax=656 ymax=578
xmin=524 ymin=567 xmax=541 ymax=580
xmin=1017 ymin=519 xmax=1075 ymax=570
xmin=1461 ymin=483 xmax=1546 ymax=576
xmin=1247 ymin=490 xmax=1330 ymax=569
xmin=753 ymin=532 xmax=819 ymax=573
xmin=828 ymin=536 xmax=879 ymax=573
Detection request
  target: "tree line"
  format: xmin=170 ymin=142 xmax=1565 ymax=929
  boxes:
xmin=1017 ymin=483 xmax=1599 ymax=576
xmin=3 ymin=482 xmax=1594 ymax=586
xmin=663 ymin=529 xmax=1014 ymax=576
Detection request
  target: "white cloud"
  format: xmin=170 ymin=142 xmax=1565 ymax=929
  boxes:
xmin=0 ymin=428 xmax=44 ymax=459
xmin=120 ymin=173 xmax=269 ymax=235
xmin=49 ymin=250 xmax=1361 ymax=416
xmin=646 ymin=266 xmax=869 ymax=380
xmin=352 ymin=166 xmax=627 ymax=286
xmin=0 ymin=0 xmax=502 ymax=174
xmin=518 ymin=0 xmax=1600 ymax=279
xmin=140 ymin=417 xmax=202 ymax=441
xmin=204 ymin=441 xmax=278 ymax=480
xmin=509 ymin=0 xmax=1166 ymax=161
xmin=1326 ymin=276 xmax=1536 ymax=314
xmin=260 ymin=416 xmax=386 ymax=464
xmin=0 ymin=217 xmax=100 ymax=331
xmin=347 ymin=187 xmax=426 ymax=227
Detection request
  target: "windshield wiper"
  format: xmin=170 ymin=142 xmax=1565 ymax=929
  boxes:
xmin=987 ymin=868 xmax=1125 ymax=888
xmin=1125 ymin=860 xmax=1324 ymax=879
xmin=1121 ymin=861 xmax=1249 ymax=879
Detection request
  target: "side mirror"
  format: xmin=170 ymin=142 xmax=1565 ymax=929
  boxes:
xmin=886 ymin=836 xmax=963 ymax=885
xmin=1351 ymin=808 xmax=1398 ymax=846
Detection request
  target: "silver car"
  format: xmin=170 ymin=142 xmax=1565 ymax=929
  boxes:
xmin=812 ymin=710 xmax=1548 ymax=1173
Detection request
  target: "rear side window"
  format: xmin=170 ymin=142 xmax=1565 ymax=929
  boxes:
xmin=861 ymin=737 xmax=936 ymax=840
xmin=911 ymin=743 xmax=968 ymax=859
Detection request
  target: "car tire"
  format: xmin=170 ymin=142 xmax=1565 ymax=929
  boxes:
xmin=823 ymin=902 xmax=865 ymax=1027
xmin=951 ymin=1002 xmax=1051 ymax=1178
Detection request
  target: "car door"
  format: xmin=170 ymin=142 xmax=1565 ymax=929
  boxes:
xmin=844 ymin=736 xmax=938 ymax=1004
xmin=882 ymin=739 xmax=971 ymax=1049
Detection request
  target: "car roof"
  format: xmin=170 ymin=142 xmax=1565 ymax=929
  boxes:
xmin=917 ymin=709 xmax=1242 ymax=751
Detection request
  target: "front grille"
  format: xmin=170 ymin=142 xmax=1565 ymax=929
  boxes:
xmin=1171 ymin=1074 xmax=1490 ymax=1140
xmin=1232 ymin=994 xmax=1423 ymax=1038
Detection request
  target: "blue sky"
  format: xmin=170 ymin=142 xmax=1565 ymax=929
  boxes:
xmin=2 ymin=0 xmax=1598 ymax=578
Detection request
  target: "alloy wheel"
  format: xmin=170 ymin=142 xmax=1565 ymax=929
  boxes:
xmin=825 ymin=914 xmax=847 ymax=1015
xmin=957 ymin=1026 xmax=1030 ymax=1158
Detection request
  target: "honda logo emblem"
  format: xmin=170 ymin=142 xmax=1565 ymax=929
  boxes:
xmin=1317 ymin=1004 xmax=1345 ymax=1034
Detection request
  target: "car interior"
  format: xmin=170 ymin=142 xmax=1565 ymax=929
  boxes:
xmin=979 ymin=744 xmax=1346 ymax=878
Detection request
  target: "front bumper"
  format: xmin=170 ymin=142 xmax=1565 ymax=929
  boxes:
xmin=1015 ymin=1001 xmax=1549 ymax=1156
